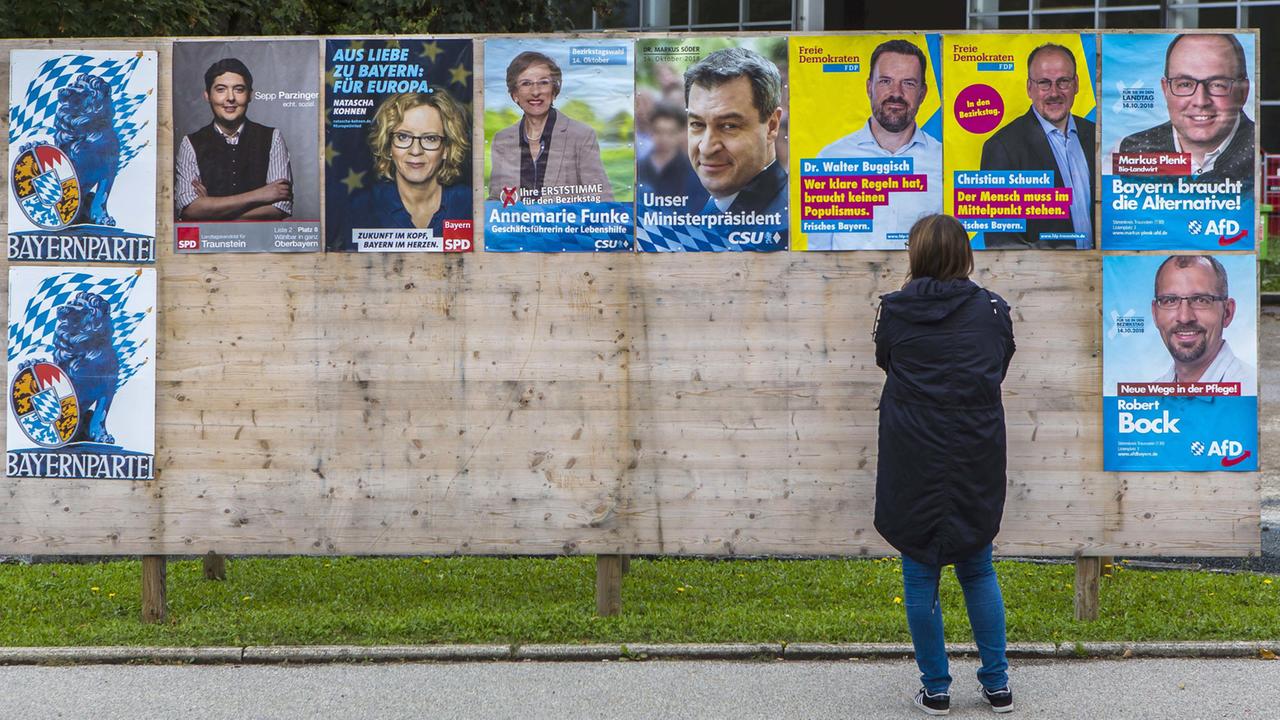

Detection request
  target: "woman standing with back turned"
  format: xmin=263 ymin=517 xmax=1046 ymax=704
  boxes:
xmin=873 ymin=214 xmax=1017 ymax=716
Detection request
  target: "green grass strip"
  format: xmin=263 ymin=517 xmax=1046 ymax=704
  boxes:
xmin=0 ymin=556 xmax=1275 ymax=646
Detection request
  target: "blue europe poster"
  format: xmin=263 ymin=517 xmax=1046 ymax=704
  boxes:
xmin=1100 ymin=33 xmax=1257 ymax=250
xmin=1103 ymin=254 xmax=1257 ymax=471
xmin=482 ymin=38 xmax=635 ymax=252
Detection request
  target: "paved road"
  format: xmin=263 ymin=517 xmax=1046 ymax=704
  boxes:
xmin=1 ymin=659 xmax=1275 ymax=719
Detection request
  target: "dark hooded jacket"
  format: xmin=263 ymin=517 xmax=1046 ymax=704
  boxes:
xmin=873 ymin=277 xmax=1015 ymax=566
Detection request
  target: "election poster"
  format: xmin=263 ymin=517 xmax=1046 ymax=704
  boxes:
xmin=1103 ymin=254 xmax=1257 ymax=472
xmin=325 ymin=38 xmax=474 ymax=253
xmin=7 ymin=50 xmax=157 ymax=263
xmin=172 ymin=40 xmax=322 ymax=253
xmin=636 ymin=37 xmax=788 ymax=252
xmin=483 ymin=38 xmax=635 ymax=252
xmin=942 ymin=34 xmax=1097 ymax=250
xmin=7 ymin=266 xmax=156 ymax=480
xmin=789 ymin=34 xmax=942 ymax=251
xmin=1100 ymin=33 xmax=1257 ymax=250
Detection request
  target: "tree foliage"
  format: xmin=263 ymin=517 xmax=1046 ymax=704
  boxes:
xmin=0 ymin=0 xmax=616 ymax=37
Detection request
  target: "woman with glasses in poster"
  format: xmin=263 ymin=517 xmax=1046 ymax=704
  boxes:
xmin=873 ymin=214 xmax=1017 ymax=716
xmin=486 ymin=51 xmax=613 ymax=205
xmin=336 ymin=89 xmax=472 ymax=249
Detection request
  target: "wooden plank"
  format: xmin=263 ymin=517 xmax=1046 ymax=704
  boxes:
xmin=0 ymin=35 xmax=1260 ymax=560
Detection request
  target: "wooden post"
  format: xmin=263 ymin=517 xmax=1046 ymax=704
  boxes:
xmin=141 ymin=555 xmax=167 ymax=624
xmin=621 ymin=555 xmax=631 ymax=575
xmin=595 ymin=554 xmax=623 ymax=616
xmin=1100 ymin=556 xmax=1115 ymax=578
xmin=1074 ymin=556 xmax=1101 ymax=622
xmin=202 ymin=551 xmax=226 ymax=580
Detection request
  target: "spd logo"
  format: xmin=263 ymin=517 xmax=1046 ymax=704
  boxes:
xmin=176 ymin=226 xmax=201 ymax=250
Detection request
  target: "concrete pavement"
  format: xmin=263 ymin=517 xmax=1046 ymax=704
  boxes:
xmin=0 ymin=658 xmax=1275 ymax=719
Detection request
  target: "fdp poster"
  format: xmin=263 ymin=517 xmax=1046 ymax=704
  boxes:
xmin=790 ymin=34 xmax=942 ymax=251
xmin=1100 ymin=33 xmax=1257 ymax=250
xmin=1103 ymin=254 xmax=1257 ymax=472
xmin=325 ymin=38 xmax=474 ymax=253
xmin=7 ymin=266 xmax=156 ymax=480
xmin=942 ymin=34 xmax=1097 ymax=250
xmin=173 ymin=40 xmax=322 ymax=253
xmin=7 ymin=50 xmax=157 ymax=263
xmin=636 ymin=37 xmax=788 ymax=252
xmin=483 ymin=38 xmax=635 ymax=252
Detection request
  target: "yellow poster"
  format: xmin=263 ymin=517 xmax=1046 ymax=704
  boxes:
xmin=789 ymin=34 xmax=942 ymax=251
xmin=942 ymin=33 xmax=1098 ymax=249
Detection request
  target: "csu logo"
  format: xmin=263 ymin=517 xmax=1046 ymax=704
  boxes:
xmin=1204 ymin=439 xmax=1252 ymax=467
xmin=727 ymin=231 xmax=781 ymax=245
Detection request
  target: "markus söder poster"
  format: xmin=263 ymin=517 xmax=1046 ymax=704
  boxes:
xmin=8 ymin=266 xmax=156 ymax=480
xmin=1103 ymin=254 xmax=1256 ymax=472
xmin=8 ymin=50 xmax=157 ymax=263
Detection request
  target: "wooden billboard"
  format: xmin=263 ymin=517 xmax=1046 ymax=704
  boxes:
xmin=0 ymin=35 xmax=1259 ymax=559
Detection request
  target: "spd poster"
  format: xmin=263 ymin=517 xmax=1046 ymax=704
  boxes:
xmin=942 ymin=34 xmax=1097 ymax=250
xmin=8 ymin=50 xmax=157 ymax=263
xmin=636 ymin=37 xmax=788 ymax=252
xmin=1100 ymin=33 xmax=1257 ymax=250
xmin=173 ymin=39 xmax=322 ymax=253
xmin=7 ymin=266 xmax=156 ymax=480
xmin=483 ymin=38 xmax=635 ymax=252
xmin=790 ymin=34 xmax=942 ymax=251
xmin=325 ymin=38 xmax=474 ymax=253
xmin=1103 ymin=254 xmax=1257 ymax=472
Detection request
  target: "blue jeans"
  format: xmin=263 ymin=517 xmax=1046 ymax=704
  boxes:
xmin=901 ymin=544 xmax=1008 ymax=694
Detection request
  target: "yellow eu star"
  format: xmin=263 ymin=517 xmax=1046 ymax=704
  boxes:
xmin=449 ymin=63 xmax=472 ymax=87
xmin=341 ymin=168 xmax=366 ymax=194
xmin=420 ymin=42 xmax=443 ymax=63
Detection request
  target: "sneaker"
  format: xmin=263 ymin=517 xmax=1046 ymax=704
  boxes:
xmin=979 ymin=685 xmax=1014 ymax=713
xmin=913 ymin=687 xmax=950 ymax=716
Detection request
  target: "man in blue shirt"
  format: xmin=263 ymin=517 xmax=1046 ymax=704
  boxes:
xmin=980 ymin=43 xmax=1095 ymax=249
xmin=808 ymin=40 xmax=942 ymax=250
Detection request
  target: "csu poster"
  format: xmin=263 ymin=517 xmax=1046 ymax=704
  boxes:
xmin=1100 ymin=33 xmax=1257 ymax=250
xmin=325 ymin=38 xmax=474 ymax=253
xmin=942 ymin=34 xmax=1097 ymax=250
xmin=789 ymin=34 xmax=942 ymax=251
xmin=482 ymin=38 xmax=635 ymax=252
xmin=8 ymin=266 xmax=156 ymax=480
xmin=8 ymin=50 xmax=157 ymax=263
xmin=173 ymin=39 xmax=322 ymax=253
xmin=1103 ymin=254 xmax=1257 ymax=472
xmin=635 ymin=37 xmax=788 ymax=252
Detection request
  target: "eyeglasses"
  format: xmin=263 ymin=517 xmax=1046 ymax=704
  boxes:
xmin=391 ymin=132 xmax=445 ymax=150
xmin=1030 ymin=77 xmax=1075 ymax=92
xmin=1165 ymin=76 xmax=1243 ymax=97
xmin=517 ymin=78 xmax=554 ymax=91
xmin=1154 ymin=294 xmax=1227 ymax=310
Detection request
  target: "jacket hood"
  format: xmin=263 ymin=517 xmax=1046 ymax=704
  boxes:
xmin=879 ymin=277 xmax=982 ymax=324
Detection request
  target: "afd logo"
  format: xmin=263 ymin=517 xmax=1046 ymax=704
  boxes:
xmin=1189 ymin=219 xmax=1248 ymax=246
xmin=1118 ymin=411 xmax=1180 ymax=434
xmin=1206 ymin=439 xmax=1252 ymax=467
xmin=727 ymin=231 xmax=781 ymax=245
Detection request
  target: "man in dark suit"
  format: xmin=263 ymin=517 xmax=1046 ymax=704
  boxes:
xmin=980 ymin=44 xmax=1095 ymax=249
xmin=684 ymin=47 xmax=787 ymax=217
xmin=1119 ymin=34 xmax=1253 ymax=190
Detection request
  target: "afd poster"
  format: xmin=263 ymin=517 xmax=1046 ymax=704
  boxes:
xmin=483 ymin=38 xmax=635 ymax=252
xmin=942 ymin=34 xmax=1097 ymax=250
xmin=7 ymin=266 xmax=156 ymax=480
xmin=790 ymin=34 xmax=942 ymax=251
xmin=7 ymin=50 xmax=157 ymax=263
xmin=1103 ymin=254 xmax=1257 ymax=472
xmin=325 ymin=38 xmax=474 ymax=253
xmin=173 ymin=40 xmax=321 ymax=253
xmin=1100 ymin=33 xmax=1257 ymax=250
xmin=636 ymin=37 xmax=788 ymax=252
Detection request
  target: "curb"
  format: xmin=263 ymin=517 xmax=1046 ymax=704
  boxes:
xmin=0 ymin=641 xmax=1275 ymax=665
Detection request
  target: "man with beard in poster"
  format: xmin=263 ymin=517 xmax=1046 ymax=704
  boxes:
xmin=176 ymin=58 xmax=293 ymax=221
xmin=808 ymin=39 xmax=942 ymax=250
xmin=1150 ymin=254 xmax=1255 ymax=393
xmin=684 ymin=47 xmax=787 ymax=216
xmin=979 ymin=43 xmax=1094 ymax=249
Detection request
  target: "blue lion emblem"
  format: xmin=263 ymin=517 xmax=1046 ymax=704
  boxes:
xmin=52 ymin=292 xmax=119 ymax=444
xmin=53 ymin=73 xmax=120 ymax=226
